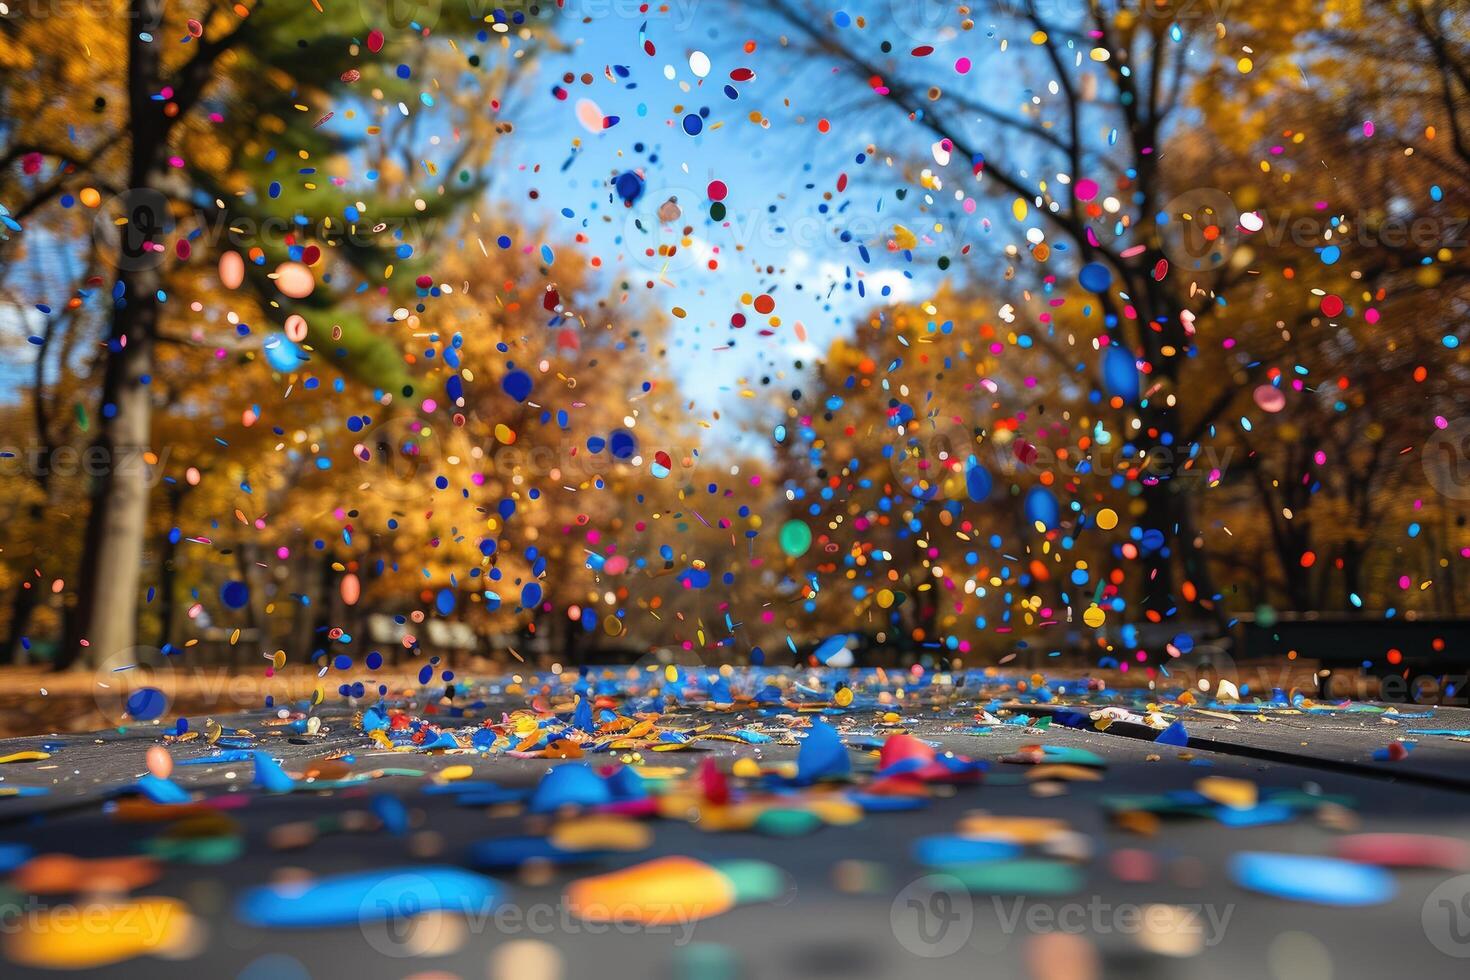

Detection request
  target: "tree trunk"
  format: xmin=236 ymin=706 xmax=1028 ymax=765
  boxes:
xmin=310 ymin=555 xmax=336 ymax=663
xmin=157 ymin=531 xmax=179 ymax=652
xmin=155 ymin=481 xmax=189 ymax=653
xmin=1135 ymin=462 xmax=1178 ymax=618
xmin=1342 ymin=543 xmax=1367 ymax=613
xmin=56 ymin=1 xmax=166 ymax=670
xmin=57 ymin=286 xmax=158 ymax=670
xmin=287 ymin=551 xmax=317 ymax=663
xmin=5 ymin=573 xmax=43 ymax=666
xmin=1174 ymin=488 xmax=1230 ymax=633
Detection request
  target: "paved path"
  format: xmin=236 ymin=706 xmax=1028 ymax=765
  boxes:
xmin=0 ymin=671 xmax=1468 ymax=979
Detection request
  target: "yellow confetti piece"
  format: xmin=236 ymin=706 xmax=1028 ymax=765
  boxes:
xmin=551 ymin=816 xmax=652 ymax=853
xmin=691 ymin=803 xmax=763 ymax=832
xmin=1195 ymin=776 xmax=1257 ymax=810
xmin=5 ymin=899 xmax=194 ymax=969
xmin=565 ymin=857 xmax=735 ymax=924
xmin=1026 ymin=764 xmax=1103 ymax=782
xmin=0 ymin=751 xmax=50 ymax=764
xmin=955 ymin=814 xmax=1069 ymax=844
xmin=805 ymin=798 xmax=863 ymax=825
xmin=1115 ymin=811 xmax=1161 ymax=836
xmin=630 ymin=766 xmax=686 ymax=779
xmin=437 ymin=764 xmax=475 ymax=782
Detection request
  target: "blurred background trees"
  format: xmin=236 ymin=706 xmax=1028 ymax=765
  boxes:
xmin=755 ymin=0 xmax=1470 ymax=662
xmin=0 ymin=0 xmax=1465 ymax=674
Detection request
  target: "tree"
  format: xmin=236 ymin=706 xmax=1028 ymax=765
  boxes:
xmin=0 ymin=1 xmax=548 ymax=667
xmin=748 ymin=0 xmax=1470 ymax=640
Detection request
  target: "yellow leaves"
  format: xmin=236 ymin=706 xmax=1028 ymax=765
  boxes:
xmin=0 ymin=36 xmax=40 ymax=73
xmin=1416 ymin=266 xmax=1444 ymax=288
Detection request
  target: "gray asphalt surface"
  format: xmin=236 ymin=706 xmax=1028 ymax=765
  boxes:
xmin=1 ymin=676 xmax=1469 ymax=979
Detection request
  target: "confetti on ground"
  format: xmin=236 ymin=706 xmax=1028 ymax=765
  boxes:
xmin=0 ymin=0 xmax=1467 ymax=974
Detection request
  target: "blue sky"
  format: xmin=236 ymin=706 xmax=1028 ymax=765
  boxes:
xmin=1 ymin=5 xmax=1003 ymax=435
xmin=495 ymin=11 xmax=939 ymax=426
